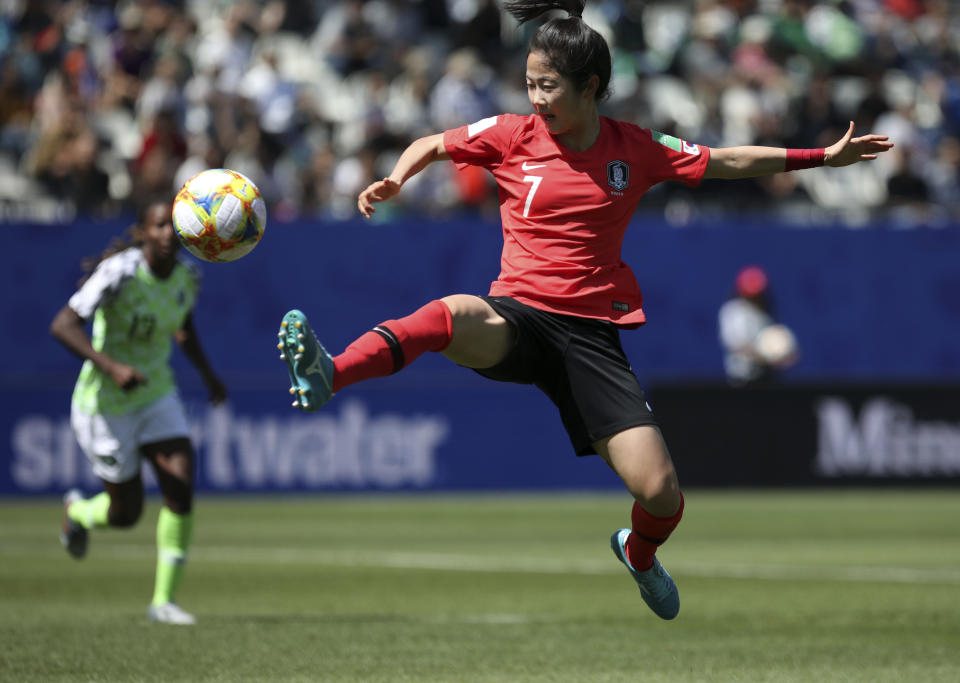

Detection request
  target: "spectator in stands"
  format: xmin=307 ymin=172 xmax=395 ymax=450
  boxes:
xmin=0 ymin=0 xmax=957 ymax=222
xmin=718 ymin=265 xmax=799 ymax=387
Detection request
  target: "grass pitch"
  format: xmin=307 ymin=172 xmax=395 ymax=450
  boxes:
xmin=2 ymin=490 xmax=959 ymax=682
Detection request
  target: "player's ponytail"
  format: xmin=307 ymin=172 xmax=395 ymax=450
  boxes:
xmin=503 ymin=0 xmax=611 ymax=102
xmin=78 ymin=197 xmax=166 ymax=285
xmin=78 ymin=227 xmax=142 ymax=285
xmin=503 ymin=0 xmax=585 ymax=24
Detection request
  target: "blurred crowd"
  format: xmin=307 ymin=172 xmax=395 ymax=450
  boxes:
xmin=1 ymin=0 xmax=958 ymax=226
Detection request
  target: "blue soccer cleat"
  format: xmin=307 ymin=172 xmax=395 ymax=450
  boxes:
xmin=277 ymin=309 xmax=335 ymax=412
xmin=610 ymin=527 xmax=680 ymax=620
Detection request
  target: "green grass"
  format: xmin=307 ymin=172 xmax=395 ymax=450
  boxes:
xmin=2 ymin=490 xmax=959 ymax=682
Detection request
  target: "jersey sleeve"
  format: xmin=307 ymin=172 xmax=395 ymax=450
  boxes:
xmin=67 ymin=250 xmax=137 ymax=321
xmin=443 ymin=114 xmax=522 ymax=171
xmin=641 ymin=129 xmax=711 ymax=187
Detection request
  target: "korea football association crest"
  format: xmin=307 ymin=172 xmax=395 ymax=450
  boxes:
xmin=607 ymin=160 xmax=629 ymax=192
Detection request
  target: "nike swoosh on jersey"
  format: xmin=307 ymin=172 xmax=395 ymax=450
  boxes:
xmin=521 ymin=161 xmax=547 ymax=171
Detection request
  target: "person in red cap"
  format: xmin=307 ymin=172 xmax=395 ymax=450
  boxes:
xmin=719 ymin=265 xmax=799 ymax=386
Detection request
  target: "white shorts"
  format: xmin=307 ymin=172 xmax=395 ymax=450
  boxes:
xmin=71 ymin=392 xmax=191 ymax=484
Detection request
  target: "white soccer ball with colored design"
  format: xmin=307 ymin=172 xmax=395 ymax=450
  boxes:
xmin=755 ymin=324 xmax=798 ymax=366
xmin=173 ymin=168 xmax=267 ymax=263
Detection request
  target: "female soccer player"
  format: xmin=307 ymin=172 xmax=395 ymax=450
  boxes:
xmin=279 ymin=0 xmax=892 ymax=619
xmin=51 ymin=199 xmax=226 ymax=625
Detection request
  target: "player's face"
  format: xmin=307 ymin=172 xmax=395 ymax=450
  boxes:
xmin=525 ymin=51 xmax=594 ymax=138
xmin=140 ymin=202 xmax=180 ymax=265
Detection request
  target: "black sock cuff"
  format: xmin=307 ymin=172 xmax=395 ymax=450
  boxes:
xmin=372 ymin=325 xmax=405 ymax=373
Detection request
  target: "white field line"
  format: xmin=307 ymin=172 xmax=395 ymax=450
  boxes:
xmin=7 ymin=543 xmax=960 ymax=585
xmin=196 ymin=547 xmax=960 ymax=584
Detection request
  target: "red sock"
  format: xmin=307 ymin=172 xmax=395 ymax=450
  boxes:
xmin=332 ymin=300 xmax=453 ymax=392
xmin=625 ymin=492 xmax=685 ymax=571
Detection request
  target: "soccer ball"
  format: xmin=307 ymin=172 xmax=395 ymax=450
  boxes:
xmin=172 ymin=168 xmax=267 ymax=262
xmin=755 ymin=324 xmax=798 ymax=366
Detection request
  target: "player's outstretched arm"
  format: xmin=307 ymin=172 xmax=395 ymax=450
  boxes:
xmin=358 ymin=133 xmax=450 ymax=218
xmin=175 ymin=311 xmax=226 ymax=404
xmin=704 ymin=122 xmax=893 ymax=180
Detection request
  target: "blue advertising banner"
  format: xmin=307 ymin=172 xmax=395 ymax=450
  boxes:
xmin=6 ymin=382 xmax=616 ymax=495
xmin=3 ymin=216 xmax=960 ymax=494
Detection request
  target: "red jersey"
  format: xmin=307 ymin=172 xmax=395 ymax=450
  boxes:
xmin=443 ymin=113 xmax=710 ymax=327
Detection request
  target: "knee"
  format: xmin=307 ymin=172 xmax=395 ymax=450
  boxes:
xmin=108 ymin=500 xmax=144 ymax=528
xmin=439 ymin=295 xmax=512 ymax=368
xmin=630 ymin=468 xmax=681 ymax=516
xmin=159 ymin=475 xmax=193 ymax=515
xmin=164 ymin=494 xmax=193 ymax=515
xmin=439 ymin=295 xmax=473 ymax=323
xmin=654 ymin=467 xmax=680 ymax=498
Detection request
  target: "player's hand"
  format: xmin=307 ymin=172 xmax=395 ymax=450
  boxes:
xmin=357 ymin=177 xmax=402 ymax=218
xmin=107 ymin=361 xmax=146 ymax=391
xmin=824 ymin=121 xmax=894 ymax=167
xmin=204 ymin=373 xmax=227 ymax=405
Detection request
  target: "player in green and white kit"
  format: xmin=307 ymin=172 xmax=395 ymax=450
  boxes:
xmin=50 ymin=199 xmax=226 ymax=625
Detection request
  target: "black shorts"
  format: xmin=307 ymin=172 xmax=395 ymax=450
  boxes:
xmin=474 ymin=296 xmax=657 ymax=456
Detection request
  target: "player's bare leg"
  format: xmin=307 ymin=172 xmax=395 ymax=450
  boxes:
xmin=598 ymin=426 xmax=680 ymax=516
xmin=143 ymin=438 xmax=196 ymax=625
xmin=439 ymin=295 xmax=513 ymax=369
xmin=599 ymin=425 xmax=684 ymax=619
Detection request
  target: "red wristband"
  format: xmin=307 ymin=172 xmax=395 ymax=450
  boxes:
xmin=785 ymin=148 xmax=825 ymax=171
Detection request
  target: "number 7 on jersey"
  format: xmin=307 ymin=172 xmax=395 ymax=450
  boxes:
xmin=522 ymin=175 xmax=543 ymax=218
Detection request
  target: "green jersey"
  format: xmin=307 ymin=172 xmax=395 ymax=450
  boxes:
xmin=68 ymin=247 xmax=200 ymax=415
